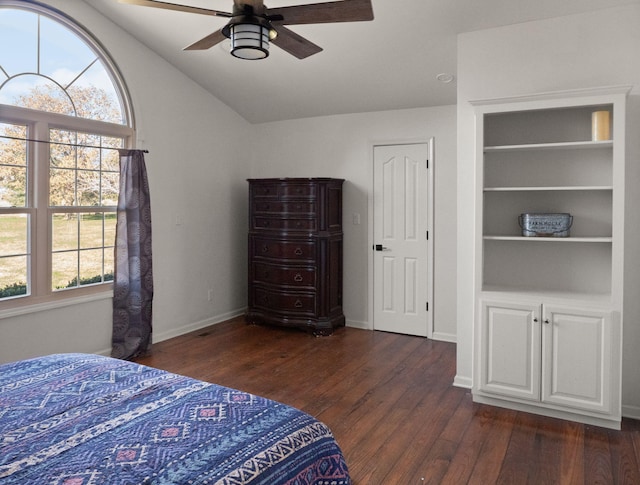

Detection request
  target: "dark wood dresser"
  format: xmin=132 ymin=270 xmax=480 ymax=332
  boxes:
xmin=246 ymin=178 xmax=345 ymax=334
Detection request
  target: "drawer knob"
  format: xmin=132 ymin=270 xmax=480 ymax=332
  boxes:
xmin=294 ymin=248 xmax=303 ymax=256
xmin=294 ymin=299 xmax=303 ymax=308
xmin=294 ymin=273 xmax=303 ymax=282
xmin=262 ymin=245 xmax=269 ymax=253
xmin=263 ymin=271 xmax=270 ymax=279
xmin=296 ymin=221 xmax=302 ymax=227
xmin=263 ymin=220 xmax=270 ymax=227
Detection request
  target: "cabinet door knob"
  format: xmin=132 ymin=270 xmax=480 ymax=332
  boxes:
xmin=544 ymin=319 xmax=550 ymax=324
xmin=533 ymin=318 xmax=539 ymax=322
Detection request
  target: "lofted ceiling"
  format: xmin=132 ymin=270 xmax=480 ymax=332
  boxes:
xmin=86 ymin=0 xmax=638 ymax=123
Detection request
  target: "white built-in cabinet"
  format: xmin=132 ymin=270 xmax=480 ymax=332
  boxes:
xmin=471 ymin=86 xmax=629 ymax=430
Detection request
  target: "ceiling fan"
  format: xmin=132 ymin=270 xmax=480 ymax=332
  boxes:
xmin=118 ymin=0 xmax=374 ymax=60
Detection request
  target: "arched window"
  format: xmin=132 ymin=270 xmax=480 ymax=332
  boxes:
xmin=0 ymin=1 xmax=135 ymax=309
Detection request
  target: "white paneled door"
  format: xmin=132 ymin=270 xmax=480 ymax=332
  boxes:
xmin=373 ymin=142 xmax=432 ymax=336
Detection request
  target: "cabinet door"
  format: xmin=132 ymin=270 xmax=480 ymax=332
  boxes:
xmin=479 ymin=300 xmax=541 ymax=401
xmin=542 ymin=305 xmax=612 ymax=414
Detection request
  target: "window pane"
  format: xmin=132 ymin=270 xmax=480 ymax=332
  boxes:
xmin=77 ymin=139 xmax=100 ymax=170
xmin=80 ymin=248 xmax=103 ymax=284
xmin=6 ymin=75 xmax=75 ymax=115
xmin=0 ymin=213 xmax=28 ymax=257
xmin=50 ymin=168 xmax=76 ymax=206
xmin=0 ymin=9 xmax=37 ymax=78
xmin=104 ymin=213 xmax=116 ymax=245
xmin=102 ymin=140 xmax=122 ymax=171
xmin=50 ymin=130 xmax=78 ymax=168
xmin=0 ymin=255 xmax=28 ymax=299
xmin=52 ymin=213 xmax=78 ymax=252
xmin=70 ymin=62 xmax=124 ymax=124
xmin=102 ymin=172 xmax=119 ymax=206
xmin=40 ymin=16 xmax=96 ymax=85
xmin=52 ymin=251 xmax=77 ymax=290
xmin=77 ymin=169 xmax=101 ymax=206
xmin=104 ymin=248 xmax=114 ymax=282
xmin=79 ymin=213 xmax=103 ymax=249
xmin=0 ymin=123 xmax=28 ymax=208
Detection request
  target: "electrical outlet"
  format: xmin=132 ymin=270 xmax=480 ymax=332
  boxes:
xmin=352 ymin=213 xmax=361 ymax=225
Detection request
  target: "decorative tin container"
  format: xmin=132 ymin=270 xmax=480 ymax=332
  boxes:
xmin=518 ymin=213 xmax=573 ymax=237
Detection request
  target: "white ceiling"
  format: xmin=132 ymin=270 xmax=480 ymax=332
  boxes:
xmin=86 ymin=0 xmax=638 ymax=123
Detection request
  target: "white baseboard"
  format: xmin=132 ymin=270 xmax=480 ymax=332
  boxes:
xmin=152 ymin=308 xmax=246 ymax=344
xmin=431 ymin=331 xmax=457 ymax=343
xmin=453 ymin=374 xmax=473 ymax=389
xmin=622 ymin=404 xmax=640 ymax=421
xmin=346 ymin=319 xmax=372 ymax=330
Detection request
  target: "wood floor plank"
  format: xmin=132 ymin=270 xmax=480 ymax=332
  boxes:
xmin=495 ymin=411 xmax=539 ymax=484
xmin=133 ymin=318 xmax=640 ymax=485
xmin=584 ymin=423 xmax=614 ymax=484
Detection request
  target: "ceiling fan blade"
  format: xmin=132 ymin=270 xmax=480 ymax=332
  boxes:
xmin=267 ymin=0 xmax=373 ymax=25
xmin=118 ymin=0 xmax=231 ymax=17
xmin=271 ymin=25 xmax=322 ymax=59
xmin=184 ymin=29 xmax=227 ymax=50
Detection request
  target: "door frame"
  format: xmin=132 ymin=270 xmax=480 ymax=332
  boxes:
xmin=368 ymin=137 xmax=435 ymax=337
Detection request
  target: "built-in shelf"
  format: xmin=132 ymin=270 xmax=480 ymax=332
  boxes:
xmin=483 ymin=235 xmax=612 ymax=243
xmin=484 ymin=186 xmax=613 ymax=192
xmin=484 ymin=140 xmax=613 ymax=152
xmin=473 ymin=86 xmax=629 ymax=430
xmin=480 ymin=286 xmax=613 ymax=305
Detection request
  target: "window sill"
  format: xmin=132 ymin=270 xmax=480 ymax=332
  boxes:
xmin=0 ymin=290 xmax=113 ymax=321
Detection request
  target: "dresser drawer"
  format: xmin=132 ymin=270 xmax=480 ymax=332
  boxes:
xmin=253 ymin=288 xmax=316 ymax=315
xmin=252 ymin=238 xmax=316 ymax=261
xmin=279 ymin=184 xmax=317 ymax=199
xmin=252 ymin=184 xmax=279 ymax=198
xmin=253 ymin=201 xmax=315 ymax=214
xmin=253 ymin=262 xmax=316 ymax=288
xmin=252 ymin=217 xmax=316 ymax=232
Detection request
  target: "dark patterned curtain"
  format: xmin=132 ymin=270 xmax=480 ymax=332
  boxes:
xmin=111 ymin=149 xmax=153 ymax=360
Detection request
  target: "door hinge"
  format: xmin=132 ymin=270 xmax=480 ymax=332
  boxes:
xmin=426 ymin=302 xmax=429 ymax=311
xmin=426 ymin=159 xmax=429 ymax=169
xmin=426 ymin=231 xmax=429 ymax=240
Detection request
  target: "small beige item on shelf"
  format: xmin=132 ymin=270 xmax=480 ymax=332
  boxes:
xmin=592 ymin=110 xmax=611 ymax=141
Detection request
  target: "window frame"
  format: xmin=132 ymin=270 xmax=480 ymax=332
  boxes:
xmin=0 ymin=104 xmax=134 ymax=312
xmin=0 ymin=1 xmax=135 ymax=314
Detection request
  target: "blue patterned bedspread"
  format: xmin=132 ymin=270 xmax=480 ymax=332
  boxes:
xmin=0 ymin=353 xmax=350 ymax=485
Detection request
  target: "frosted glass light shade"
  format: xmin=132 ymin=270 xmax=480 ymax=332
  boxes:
xmin=230 ymin=23 xmax=270 ymax=59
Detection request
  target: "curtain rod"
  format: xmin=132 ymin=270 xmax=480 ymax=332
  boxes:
xmin=0 ymin=134 xmax=149 ymax=153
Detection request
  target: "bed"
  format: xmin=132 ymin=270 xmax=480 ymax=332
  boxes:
xmin=0 ymin=353 xmax=351 ymax=484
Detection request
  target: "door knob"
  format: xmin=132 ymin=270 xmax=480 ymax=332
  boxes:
xmin=374 ymin=244 xmax=389 ymax=251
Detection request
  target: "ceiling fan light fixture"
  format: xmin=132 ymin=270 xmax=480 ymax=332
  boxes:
xmin=229 ymin=22 xmax=270 ymax=59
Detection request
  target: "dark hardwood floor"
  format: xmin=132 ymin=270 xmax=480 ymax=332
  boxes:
xmin=134 ymin=317 xmax=640 ymax=484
